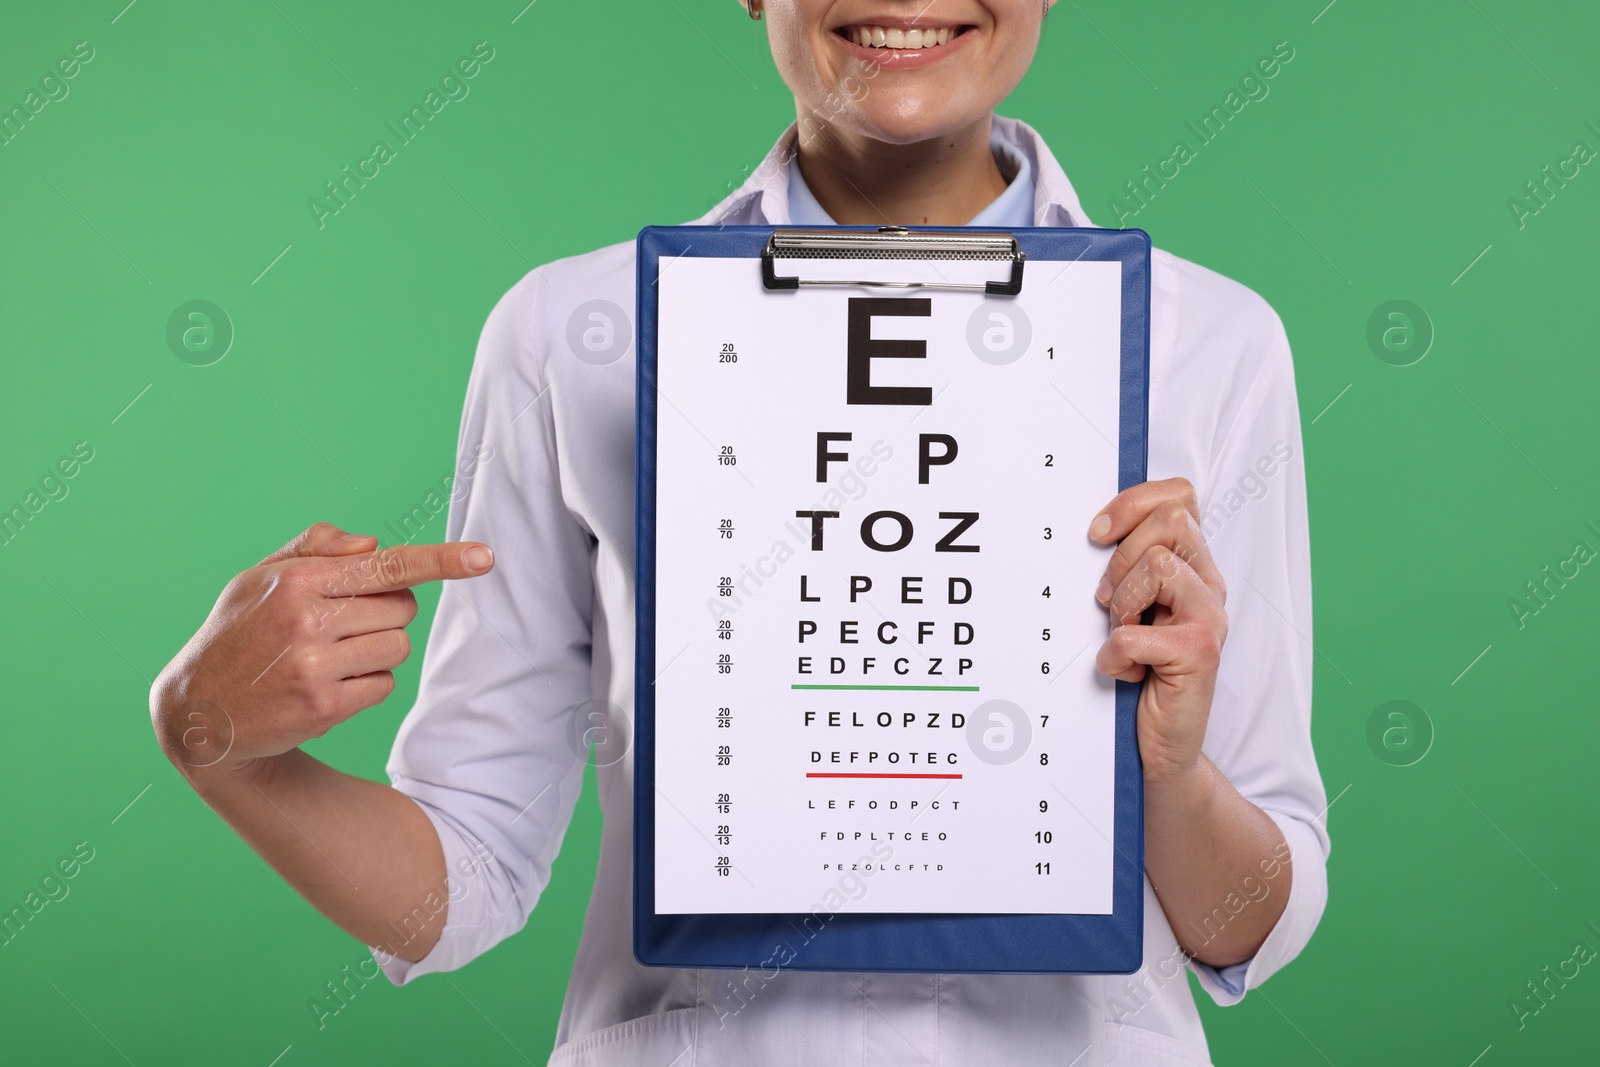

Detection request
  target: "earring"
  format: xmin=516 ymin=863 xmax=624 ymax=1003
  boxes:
xmin=746 ymin=0 xmax=762 ymax=19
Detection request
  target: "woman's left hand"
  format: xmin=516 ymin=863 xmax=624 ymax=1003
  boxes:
xmin=1089 ymin=478 xmax=1229 ymax=784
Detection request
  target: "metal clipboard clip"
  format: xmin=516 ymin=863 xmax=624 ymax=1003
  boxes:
xmin=761 ymin=225 xmax=1025 ymax=296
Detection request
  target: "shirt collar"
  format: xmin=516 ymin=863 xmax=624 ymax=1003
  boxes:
xmin=694 ymin=114 xmax=1097 ymax=229
xmin=786 ymin=127 xmax=1036 ymax=228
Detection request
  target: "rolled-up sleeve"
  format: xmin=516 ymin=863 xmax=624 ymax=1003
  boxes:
xmin=371 ymin=272 xmax=596 ymax=985
xmin=1184 ymin=304 xmax=1330 ymax=1006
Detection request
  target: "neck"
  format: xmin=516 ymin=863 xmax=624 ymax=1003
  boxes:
xmin=792 ymin=113 xmax=1008 ymax=226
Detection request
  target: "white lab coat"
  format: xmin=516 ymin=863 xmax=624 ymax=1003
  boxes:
xmin=374 ymin=115 xmax=1329 ymax=1067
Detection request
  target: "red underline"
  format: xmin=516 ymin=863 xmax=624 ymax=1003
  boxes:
xmin=805 ymin=773 xmax=963 ymax=779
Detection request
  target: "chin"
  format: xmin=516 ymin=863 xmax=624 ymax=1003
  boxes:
xmin=836 ymin=93 xmax=986 ymax=147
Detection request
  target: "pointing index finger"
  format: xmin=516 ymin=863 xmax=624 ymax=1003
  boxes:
xmin=323 ymin=542 xmax=495 ymax=596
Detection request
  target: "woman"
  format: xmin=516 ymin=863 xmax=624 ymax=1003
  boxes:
xmin=151 ymin=2 xmax=1327 ymax=1063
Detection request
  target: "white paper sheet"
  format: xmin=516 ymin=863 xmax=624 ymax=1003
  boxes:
xmin=651 ymin=254 xmax=1123 ymax=915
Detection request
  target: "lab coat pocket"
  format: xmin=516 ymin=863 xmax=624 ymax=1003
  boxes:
xmin=1103 ymin=1024 xmax=1215 ymax=1066
xmin=546 ymin=1005 xmax=697 ymax=1066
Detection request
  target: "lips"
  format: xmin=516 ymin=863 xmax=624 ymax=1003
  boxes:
xmin=829 ymin=20 xmax=976 ymax=68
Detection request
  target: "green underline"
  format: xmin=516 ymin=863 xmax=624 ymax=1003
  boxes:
xmin=790 ymin=684 xmax=980 ymax=692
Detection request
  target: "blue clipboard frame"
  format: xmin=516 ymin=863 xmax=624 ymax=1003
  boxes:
xmin=634 ymin=224 xmax=1150 ymax=974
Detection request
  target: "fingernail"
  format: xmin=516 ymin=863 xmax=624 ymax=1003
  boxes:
xmin=1095 ymin=574 xmax=1112 ymax=604
xmin=340 ymin=532 xmax=371 ymax=542
xmin=1088 ymin=512 xmax=1113 ymax=542
xmin=463 ymin=545 xmax=494 ymax=571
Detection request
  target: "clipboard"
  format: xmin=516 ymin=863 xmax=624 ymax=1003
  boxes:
xmin=634 ymin=224 xmax=1150 ymax=974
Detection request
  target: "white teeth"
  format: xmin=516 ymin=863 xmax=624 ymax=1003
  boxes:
xmin=848 ymin=24 xmax=957 ymax=49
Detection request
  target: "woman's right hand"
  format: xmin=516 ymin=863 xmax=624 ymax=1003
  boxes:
xmin=149 ymin=522 xmax=495 ymax=781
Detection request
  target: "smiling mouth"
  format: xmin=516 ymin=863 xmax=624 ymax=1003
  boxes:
xmin=835 ymin=24 xmax=974 ymax=50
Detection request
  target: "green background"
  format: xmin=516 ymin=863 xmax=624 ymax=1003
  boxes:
xmin=1 ymin=1 xmax=1595 ymax=1063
